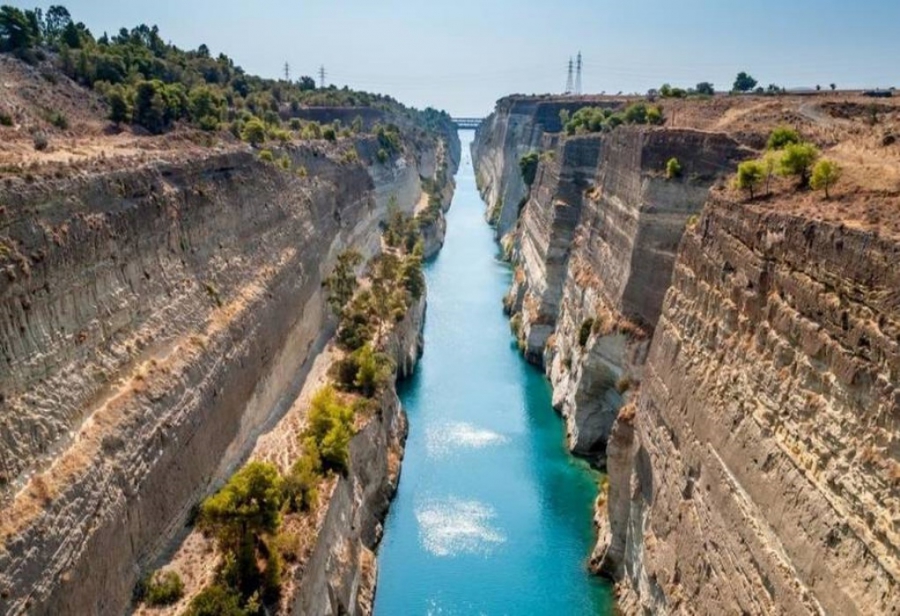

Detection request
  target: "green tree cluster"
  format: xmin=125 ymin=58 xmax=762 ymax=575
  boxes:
xmin=1 ymin=4 xmax=452 ymax=141
xmin=734 ymin=127 xmax=840 ymax=199
xmin=563 ymin=102 xmax=664 ymax=135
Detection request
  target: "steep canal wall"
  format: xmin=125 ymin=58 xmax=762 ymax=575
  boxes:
xmin=473 ymin=95 xmax=900 ymax=615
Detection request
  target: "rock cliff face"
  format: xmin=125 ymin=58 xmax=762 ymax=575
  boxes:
xmin=473 ymin=94 xmax=900 ymax=614
xmin=0 ymin=126 xmax=458 ymax=616
xmin=473 ymin=96 xmax=618 ymax=241
xmin=602 ymin=199 xmax=900 ymax=615
xmin=484 ymin=117 xmax=745 ymax=465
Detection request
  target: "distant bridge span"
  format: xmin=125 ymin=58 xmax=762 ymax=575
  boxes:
xmin=452 ymin=117 xmax=484 ymax=130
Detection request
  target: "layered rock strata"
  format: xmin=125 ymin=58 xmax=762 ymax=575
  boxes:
xmin=491 ymin=124 xmax=744 ymax=465
xmin=600 ymin=199 xmax=900 ymax=615
xmin=474 ymin=94 xmax=900 ymax=615
xmin=0 ymin=127 xmax=458 ymax=616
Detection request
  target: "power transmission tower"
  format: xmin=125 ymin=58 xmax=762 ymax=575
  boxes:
xmin=284 ymin=61 xmax=290 ymax=82
xmin=575 ymin=52 xmax=583 ymax=95
xmin=318 ymin=65 xmax=326 ymax=89
xmin=565 ymin=57 xmax=574 ymax=95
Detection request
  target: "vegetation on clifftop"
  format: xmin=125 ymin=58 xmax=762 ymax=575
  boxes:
xmin=0 ymin=4 xmax=453 ymax=139
xmin=560 ymin=102 xmax=664 ymax=135
xmin=734 ymin=127 xmax=841 ymax=200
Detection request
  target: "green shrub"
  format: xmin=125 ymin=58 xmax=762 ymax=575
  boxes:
xmin=779 ymin=142 xmax=820 ymax=186
xmin=305 ymin=386 xmax=355 ymax=473
xmin=322 ymin=126 xmax=336 ymax=141
xmin=258 ymin=149 xmax=274 ymax=163
xmin=143 ymin=570 xmax=185 ymax=607
xmin=0 ymin=112 xmax=13 ymax=126
xmin=284 ymin=437 xmax=321 ymax=512
xmin=324 ymin=250 xmax=363 ymax=317
xmin=353 ymin=344 xmax=394 ymax=398
xmin=241 ymin=117 xmax=267 ymax=146
xmin=336 ymin=295 xmax=375 ymax=351
xmin=624 ymin=103 xmax=648 ymax=124
xmin=376 ymin=148 xmax=389 ymax=163
xmin=48 ymin=111 xmax=69 ymax=130
xmin=734 ymin=160 xmax=765 ymax=199
xmin=185 ymin=585 xmax=247 ymax=616
xmin=767 ymin=126 xmax=801 ymax=150
xmin=199 ymin=462 xmax=283 ymax=600
xmin=519 ymin=151 xmax=540 ymax=187
xmin=810 ymin=159 xmax=841 ymax=198
xmin=579 ymin=318 xmax=594 ymax=347
xmin=665 ymin=157 xmax=682 ymax=179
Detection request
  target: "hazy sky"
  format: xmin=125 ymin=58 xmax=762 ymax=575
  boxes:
xmin=10 ymin=0 xmax=900 ymax=115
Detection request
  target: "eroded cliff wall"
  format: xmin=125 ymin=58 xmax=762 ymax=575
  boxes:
xmin=494 ymin=119 xmax=744 ymax=465
xmin=602 ymin=199 xmax=900 ymax=615
xmin=474 ymin=94 xmax=900 ymax=616
xmin=0 ymin=127 xmax=458 ymax=616
xmin=473 ymin=96 xmax=618 ymax=240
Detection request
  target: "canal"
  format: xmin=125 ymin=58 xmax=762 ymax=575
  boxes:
xmin=373 ymin=131 xmax=613 ymax=615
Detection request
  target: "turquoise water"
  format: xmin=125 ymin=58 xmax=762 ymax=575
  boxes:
xmin=373 ymin=132 xmax=613 ymax=615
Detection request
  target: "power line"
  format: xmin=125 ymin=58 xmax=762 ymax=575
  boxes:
xmin=565 ymin=57 xmax=574 ymax=94
xmin=318 ymin=65 xmax=326 ymax=89
xmin=284 ymin=61 xmax=290 ymax=82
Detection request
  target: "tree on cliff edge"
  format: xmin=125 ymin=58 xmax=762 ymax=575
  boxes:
xmin=735 ymin=160 xmax=765 ymax=200
xmin=733 ymin=72 xmax=758 ymax=93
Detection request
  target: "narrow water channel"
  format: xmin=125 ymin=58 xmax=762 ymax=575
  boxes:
xmin=374 ymin=132 xmax=613 ymax=615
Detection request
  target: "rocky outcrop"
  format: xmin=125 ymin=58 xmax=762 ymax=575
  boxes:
xmin=293 ymin=295 xmax=425 ymax=616
xmin=600 ymin=198 xmax=900 ymax=615
xmin=0 ymin=126 xmax=458 ymax=616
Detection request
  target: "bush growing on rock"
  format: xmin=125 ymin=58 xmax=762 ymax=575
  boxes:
xmin=32 ymin=132 xmax=49 ymax=151
xmin=519 ymin=151 xmax=540 ymax=187
xmin=284 ymin=437 xmax=321 ymax=512
xmin=324 ymin=250 xmax=363 ymax=317
xmin=141 ymin=570 xmax=185 ymax=607
xmin=185 ymin=585 xmax=247 ymax=616
xmin=666 ymin=157 xmax=682 ymax=179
